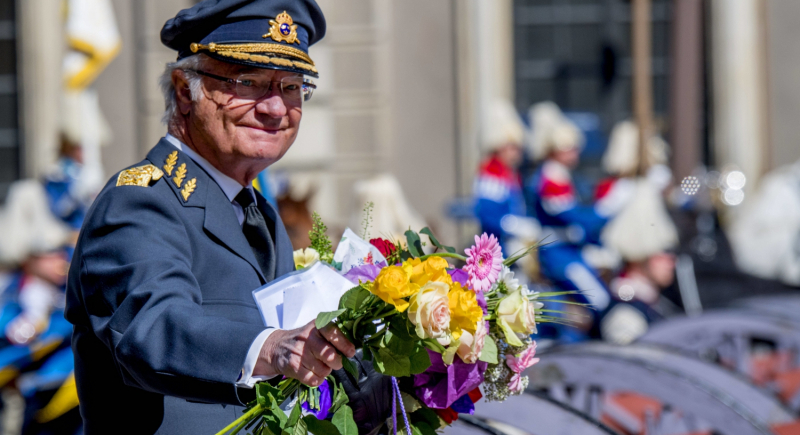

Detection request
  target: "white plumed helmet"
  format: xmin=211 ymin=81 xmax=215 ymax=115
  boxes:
xmin=481 ymin=99 xmax=526 ymax=153
xmin=601 ymin=179 xmax=678 ymax=262
xmin=603 ymin=120 xmax=669 ymax=176
xmin=527 ymin=101 xmax=584 ymax=161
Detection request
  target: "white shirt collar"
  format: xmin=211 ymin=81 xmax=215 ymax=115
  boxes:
xmin=164 ymin=134 xmax=253 ymax=203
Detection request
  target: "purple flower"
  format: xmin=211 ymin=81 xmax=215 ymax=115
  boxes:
xmin=448 ymin=269 xmax=469 ymax=287
xmin=301 ymin=379 xmax=332 ymax=420
xmin=343 ymin=264 xmax=382 ymax=285
xmin=412 ymin=350 xmax=487 ymax=409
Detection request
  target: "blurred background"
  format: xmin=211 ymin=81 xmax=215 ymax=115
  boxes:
xmin=3 ymin=0 xmax=800 ymax=434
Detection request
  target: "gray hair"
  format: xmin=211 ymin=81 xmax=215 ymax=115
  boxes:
xmin=159 ymin=54 xmax=207 ymax=126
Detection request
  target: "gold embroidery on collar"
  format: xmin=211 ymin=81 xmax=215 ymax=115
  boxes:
xmin=116 ymin=164 xmax=164 ymax=187
xmin=264 ymin=11 xmax=300 ymax=45
xmin=172 ymin=163 xmax=187 ymax=188
xmin=163 ymin=151 xmax=178 ymax=176
xmin=181 ymin=178 xmax=197 ymax=201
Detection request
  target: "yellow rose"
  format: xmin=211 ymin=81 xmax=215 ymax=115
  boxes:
xmin=408 ymin=282 xmax=451 ymax=339
xmin=293 ymin=248 xmax=320 ymax=269
xmin=496 ymin=289 xmax=537 ymax=347
xmin=448 ymin=282 xmax=483 ymax=341
xmin=371 ymin=263 xmax=419 ymax=312
xmin=406 ymin=257 xmax=453 ymax=286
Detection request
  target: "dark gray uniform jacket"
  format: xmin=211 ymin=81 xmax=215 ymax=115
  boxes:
xmin=65 ymin=139 xmax=294 ymax=434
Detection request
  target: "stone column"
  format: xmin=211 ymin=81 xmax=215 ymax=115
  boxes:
xmin=16 ymin=0 xmax=63 ymax=178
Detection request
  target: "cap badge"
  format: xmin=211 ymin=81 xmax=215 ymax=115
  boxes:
xmin=264 ymin=11 xmax=300 ymax=45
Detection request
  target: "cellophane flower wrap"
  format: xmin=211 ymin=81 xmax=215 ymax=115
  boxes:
xmin=216 ymin=211 xmax=575 ymax=435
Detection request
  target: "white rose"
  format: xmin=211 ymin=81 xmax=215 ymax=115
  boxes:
xmin=497 ymin=289 xmax=537 ymax=335
xmin=293 ymin=248 xmax=320 ymax=269
xmin=457 ymin=320 xmax=487 ymax=364
xmin=408 ymin=282 xmax=451 ymax=339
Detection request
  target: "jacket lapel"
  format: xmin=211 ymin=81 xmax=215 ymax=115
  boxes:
xmin=146 ymin=139 xmax=267 ymax=284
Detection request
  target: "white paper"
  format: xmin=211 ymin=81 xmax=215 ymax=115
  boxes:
xmin=252 ymin=261 xmax=355 ymax=329
xmin=333 ymin=228 xmax=388 ymax=274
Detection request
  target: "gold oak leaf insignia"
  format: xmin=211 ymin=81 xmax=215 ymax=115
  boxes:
xmin=172 ymin=163 xmax=187 ymax=187
xmin=163 ymin=151 xmax=178 ymax=176
xmin=181 ymin=178 xmax=197 ymax=201
xmin=116 ymin=164 xmax=164 ymax=187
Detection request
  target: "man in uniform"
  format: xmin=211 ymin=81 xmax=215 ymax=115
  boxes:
xmin=65 ymin=1 xmax=390 ymax=433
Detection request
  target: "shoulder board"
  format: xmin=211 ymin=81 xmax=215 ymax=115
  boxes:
xmin=116 ymin=164 xmax=164 ymax=187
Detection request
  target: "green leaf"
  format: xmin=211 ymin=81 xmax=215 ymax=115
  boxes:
xmin=303 ymin=415 xmax=341 ymax=435
xmin=414 ymin=421 xmax=437 ymax=435
xmin=315 ymin=309 xmax=346 ymax=329
xmin=373 ymin=347 xmax=411 ymax=377
xmin=256 ymin=382 xmax=284 ymax=409
xmin=341 ymin=356 xmax=359 ymax=381
xmin=287 ymin=401 xmax=303 ymax=427
xmin=422 ymin=338 xmax=445 ymax=354
xmin=409 ymin=346 xmax=432 ymax=374
xmin=411 ymin=408 xmax=442 ymax=430
xmin=442 ymin=339 xmax=460 ymax=365
xmin=332 ymin=405 xmax=358 ymax=435
xmin=339 ymin=286 xmax=370 ymax=311
xmin=384 ymin=328 xmax=414 ymax=355
xmin=329 ymin=382 xmax=349 ymax=414
xmin=478 ymin=335 xmax=498 ymax=364
xmin=405 ymin=230 xmax=424 ymax=257
xmin=292 ymin=417 xmax=308 ymax=435
xmin=420 ymin=227 xmax=456 ymax=253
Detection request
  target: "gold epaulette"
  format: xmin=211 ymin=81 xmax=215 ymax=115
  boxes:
xmin=116 ymin=164 xmax=164 ymax=187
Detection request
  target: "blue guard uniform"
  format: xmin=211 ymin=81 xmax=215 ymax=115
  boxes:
xmin=474 ymin=155 xmax=526 ymax=253
xmin=527 ymin=160 xmax=613 ymax=339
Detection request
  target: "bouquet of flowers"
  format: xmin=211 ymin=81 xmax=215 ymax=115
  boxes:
xmin=216 ymin=212 xmax=574 ymax=435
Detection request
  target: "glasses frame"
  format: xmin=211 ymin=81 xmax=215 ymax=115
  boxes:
xmin=189 ymin=70 xmax=316 ymax=103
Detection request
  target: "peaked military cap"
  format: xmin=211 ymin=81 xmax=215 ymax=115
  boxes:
xmin=161 ymin=0 xmax=326 ymax=77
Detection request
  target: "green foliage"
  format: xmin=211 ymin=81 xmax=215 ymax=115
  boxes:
xmin=302 ymin=416 xmax=340 ymax=435
xmin=420 ymin=227 xmax=456 ymax=254
xmin=404 ymin=230 xmax=424 ymax=257
xmin=309 ymin=212 xmax=333 ymax=262
xmin=478 ymin=335 xmax=498 ymax=364
xmin=315 ymin=309 xmax=346 ymax=330
xmin=332 ymin=405 xmax=357 ymax=435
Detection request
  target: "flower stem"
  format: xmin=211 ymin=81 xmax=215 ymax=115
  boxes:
xmin=214 ymin=403 xmax=262 ymax=435
xmin=419 ymin=252 xmax=467 ymax=262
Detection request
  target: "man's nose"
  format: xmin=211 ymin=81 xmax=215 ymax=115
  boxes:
xmin=255 ymin=91 xmax=288 ymax=118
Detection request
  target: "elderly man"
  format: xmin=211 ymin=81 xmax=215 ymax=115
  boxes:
xmin=65 ymin=1 xmax=390 ymax=434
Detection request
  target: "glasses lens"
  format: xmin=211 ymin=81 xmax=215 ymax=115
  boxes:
xmin=302 ymin=79 xmax=315 ymax=102
xmin=235 ymin=75 xmax=269 ymax=100
xmin=280 ymin=77 xmax=304 ymax=104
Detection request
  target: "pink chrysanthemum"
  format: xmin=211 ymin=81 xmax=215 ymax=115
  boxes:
xmin=463 ymin=233 xmax=503 ymax=292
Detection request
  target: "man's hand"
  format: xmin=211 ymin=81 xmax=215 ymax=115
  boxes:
xmin=254 ymin=320 xmax=356 ymax=387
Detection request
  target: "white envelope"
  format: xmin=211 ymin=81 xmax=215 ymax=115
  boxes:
xmin=252 ymin=261 xmax=355 ymax=329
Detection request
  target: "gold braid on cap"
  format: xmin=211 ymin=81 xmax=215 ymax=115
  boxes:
xmin=190 ymin=42 xmax=314 ymax=66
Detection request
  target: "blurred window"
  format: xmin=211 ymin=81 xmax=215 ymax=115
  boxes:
xmin=514 ymin=0 xmax=671 ymax=132
xmin=0 ymin=0 xmax=19 ymax=202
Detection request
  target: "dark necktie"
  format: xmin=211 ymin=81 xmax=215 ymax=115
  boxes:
xmin=235 ymin=188 xmax=276 ymax=281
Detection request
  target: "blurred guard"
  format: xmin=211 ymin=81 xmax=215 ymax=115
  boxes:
xmin=473 ymin=100 xmax=529 ymax=253
xmin=525 ymin=103 xmax=632 ymax=340
xmin=65 ymin=2 xmax=390 ymax=434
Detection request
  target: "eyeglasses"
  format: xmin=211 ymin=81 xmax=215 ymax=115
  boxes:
xmin=190 ymin=70 xmax=316 ymax=103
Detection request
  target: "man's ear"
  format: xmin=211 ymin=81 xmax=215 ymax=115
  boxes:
xmin=172 ymin=69 xmax=194 ymax=115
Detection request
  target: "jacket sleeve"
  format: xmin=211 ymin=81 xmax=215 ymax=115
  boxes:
xmin=74 ymin=184 xmax=265 ymax=405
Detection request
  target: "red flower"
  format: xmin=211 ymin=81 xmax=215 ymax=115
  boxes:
xmin=370 ymin=238 xmax=397 ymax=259
xmin=434 ymin=407 xmax=459 ymax=424
xmin=467 ymin=387 xmax=482 ymax=404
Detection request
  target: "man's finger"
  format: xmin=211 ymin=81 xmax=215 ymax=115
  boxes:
xmin=297 ymin=366 xmax=325 ymax=387
xmin=319 ymin=324 xmax=356 ymax=357
xmin=309 ymin=331 xmax=344 ymax=369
